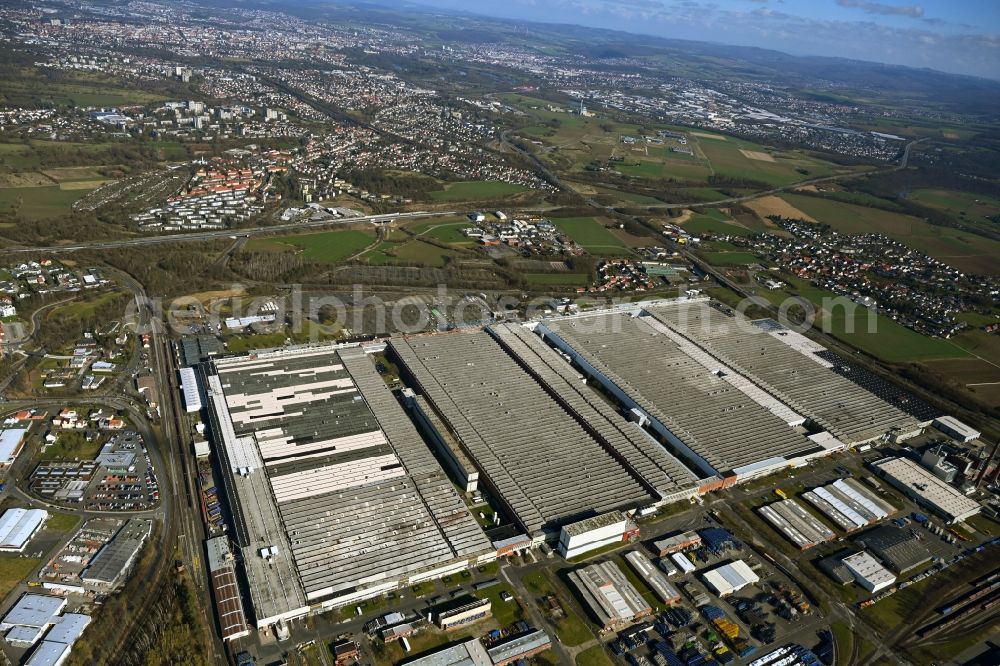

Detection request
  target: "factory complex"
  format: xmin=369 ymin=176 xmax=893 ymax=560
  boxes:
xmin=203 ymin=346 xmax=494 ymax=629
xmin=197 ymin=296 xmax=951 ymax=635
xmin=873 ymin=457 xmax=981 ymax=523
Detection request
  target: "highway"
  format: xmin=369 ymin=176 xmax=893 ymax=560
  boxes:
xmin=0 ymin=137 xmax=921 ymax=258
xmin=0 ymin=210 xmax=457 ymax=255
xmin=500 ymin=129 xmax=922 ymax=211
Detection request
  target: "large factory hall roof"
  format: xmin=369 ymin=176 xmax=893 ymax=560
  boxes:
xmin=645 ymin=302 xmax=920 ymax=444
xmin=488 ymin=323 xmax=698 ymax=498
xmin=209 ymin=346 xmax=491 ymax=623
xmin=390 ymin=331 xmax=653 ymax=536
xmin=540 ymin=311 xmax=813 ymax=474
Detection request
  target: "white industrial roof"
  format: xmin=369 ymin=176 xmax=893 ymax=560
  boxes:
xmin=624 ymin=551 xmax=680 ymax=603
xmin=875 ymin=457 xmax=980 ymax=522
xmin=701 ymin=560 xmax=760 ymax=596
xmin=539 ymin=311 xmax=814 ymax=475
xmin=842 ymin=551 xmax=895 ymax=587
xmin=568 ymin=560 xmax=650 ymax=626
xmin=24 ymin=641 xmax=71 ymax=666
xmin=402 ymin=637 xmax=491 ymax=666
xmin=933 ymin=416 xmax=980 ymax=440
xmin=179 ymin=367 xmax=202 ymax=412
xmin=0 ymin=428 xmax=27 ymax=463
xmin=0 ymin=594 xmax=66 ymax=630
xmin=0 ymin=508 xmax=47 ymax=551
xmin=44 ymin=613 xmax=90 ymax=645
xmin=646 ymin=302 xmax=921 ymax=445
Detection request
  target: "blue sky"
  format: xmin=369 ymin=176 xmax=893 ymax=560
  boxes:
xmin=404 ymin=0 xmax=1000 ymax=79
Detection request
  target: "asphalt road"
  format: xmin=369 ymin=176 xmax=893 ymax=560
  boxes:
xmin=0 ymin=210 xmax=457 ymax=255
xmin=500 ymin=130 xmax=922 ymax=211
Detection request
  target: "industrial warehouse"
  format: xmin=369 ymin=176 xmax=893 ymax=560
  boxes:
xmin=535 ymin=298 xmax=922 ymax=482
xmin=389 ymin=326 xmax=696 ymax=539
xmin=385 ymin=296 xmax=925 ymax=545
xmin=203 ymin=346 xmax=495 ymax=630
xmin=873 ymin=456 xmax=982 ymax=523
xmin=196 ymin=295 xmax=951 ymax=644
xmin=568 ymin=560 xmax=652 ymax=630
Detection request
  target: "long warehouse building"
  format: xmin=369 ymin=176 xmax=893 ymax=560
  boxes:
xmin=205 ymin=346 xmax=495 ymax=630
xmin=538 ymin=306 xmax=816 ymax=482
xmin=644 ymin=301 xmax=922 ymax=445
xmin=535 ymin=298 xmax=922 ymax=482
xmin=389 ymin=331 xmax=687 ymax=539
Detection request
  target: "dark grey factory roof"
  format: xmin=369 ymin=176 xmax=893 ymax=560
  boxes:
xmin=390 ymin=331 xmax=653 ymax=536
xmin=855 ymin=525 xmax=931 ymax=573
xmin=645 ymin=302 xmax=920 ymax=444
xmin=488 ymin=323 xmax=699 ymax=497
xmin=80 ymin=519 xmax=151 ymax=587
xmin=540 ymin=311 xmax=813 ymax=474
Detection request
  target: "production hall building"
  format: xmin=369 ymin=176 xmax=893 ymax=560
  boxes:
xmin=534 ymin=298 xmax=922 ymax=484
xmin=204 ymin=346 xmax=495 ymax=630
xmin=389 ymin=325 xmax=699 ymax=541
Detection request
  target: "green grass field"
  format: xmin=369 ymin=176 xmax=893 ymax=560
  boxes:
xmin=700 ymin=250 xmax=759 ymax=266
xmin=521 ymin=570 xmax=594 ymax=646
xmin=525 ymin=273 xmax=591 ymax=285
xmin=576 ymin=646 xmax=614 ymax=666
xmin=428 ymin=181 xmax=528 ymax=201
xmin=46 ymin=512 xmax=81 ymax=532
xmin=781 ymin=277 xmax=968 ymax=362
xmin=412 ymin=221 xmax=475 ymax=244
xmin=551 ymin=217 xmax=629 ymax=253
xmin=42 ymin=431 xmax=107 ymax=461
xmin=681 ymin=213 xmax=754 ymax=237
xmin=698 ymin=137 xmax=844 ymax=187
xmin=592 ymin=186 xmax=664 ymax=205
xmin=909 ymin=189 xmax=1000 ymax=231
xmin=616 ymin=157 xmax=712 ymax=182
xmin=475 ymin=583 xmax=526 ymax=627
xmin=0 ymin=186 xmax=92 ymax=219
xmin=0 ymin=556 xmax=40 ymax=601
xmin=250 ymin=230 xmax=375 ymax=263
xmin=390 ymin=239 xmax=461 ymax=266
xmin=225 ymin=332 xmax=287 ymax=353
xmin=781 ymin=193 xmax=1000 ymax=275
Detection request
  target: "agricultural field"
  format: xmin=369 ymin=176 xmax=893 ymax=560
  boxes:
xmin=780 ymin=193 xmax=1000 ymax=275
xmin=680 ymin=210 xmax=759 ymax=237
xmin=506 ymin=95 xmax=852 ymax=191
xmin=524 ymin=272 xmax=590 ymax=286
xmin=246 ymin=229 xmax=375 ymax=263
xmin=387 ymin=239 xmax=462 ymax=267
xmin=407 ymin=218 xmax=476 ymax=244
xmin=908 ymin=189 xmax=1000 ymax=231
xmin=775 ymin=277 xmax=969 ymax=363
xmin=0 ymin=556 xmax=41 ymax=602
xmin=0 ymin=185 xmax=91 ymax=219
xmin=551 ymin=216 xmax=629 ymax=253
xmin=699 ymin=250 xmax=759 ymax=266
xmin=428 ymin=180 xmax=528 ymax=201
xmin=696 ymin=135 xmax=850 ymax=187
xmin=360 ymin=237 xmax=464 ymax=267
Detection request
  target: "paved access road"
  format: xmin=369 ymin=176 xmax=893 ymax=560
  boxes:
xmin=0 ymin=210 xmax=457 ymax=255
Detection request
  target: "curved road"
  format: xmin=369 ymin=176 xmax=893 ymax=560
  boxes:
xmin=0 ymin=210 xmax=456 ymax=256
xmin=501 ymin=129 xmax=922 ymax=211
